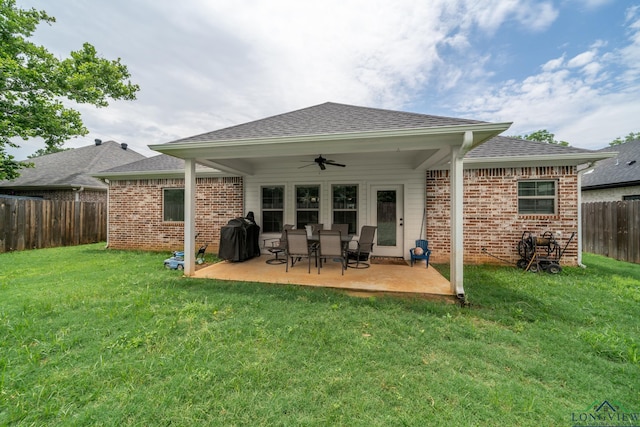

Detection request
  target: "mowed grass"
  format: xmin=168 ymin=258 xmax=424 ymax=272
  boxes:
xmin=1 ymin=244 xmax=639 ymax=426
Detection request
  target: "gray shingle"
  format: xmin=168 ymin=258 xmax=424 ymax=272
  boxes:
xmin=170 ymin=102 xmax=486 ymax=143
xmin=0 ymin=141 xmax=145 ymax=189
xmin=582 ymin=139 xmax=640 ymax=188
xmin=100 ymin=154 xmax=217 ymax=174
xmin=467 ymin=136 xmax=595 ymax=158
xmin=104 ymin=154 xmax=184 ymax=173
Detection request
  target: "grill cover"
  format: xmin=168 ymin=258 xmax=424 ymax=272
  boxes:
xmin=218 ymin=217 xmax=261 ymax=262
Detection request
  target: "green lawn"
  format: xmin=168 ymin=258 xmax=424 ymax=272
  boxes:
xmin=1 ymin=244 xmax=638 ymax=426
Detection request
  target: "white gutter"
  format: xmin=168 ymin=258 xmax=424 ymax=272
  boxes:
xmin=93 ymin=169 xmax=228 ymax=180
xmin=463 ymin=152 xmax=617 ymax=168
xmin=149 ymin=122 xmax=513 ymax=154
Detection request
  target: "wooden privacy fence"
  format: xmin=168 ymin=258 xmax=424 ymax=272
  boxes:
xmin=582 ymin=200 xmax=640 ymax=264
xmin=0 ymin=197 xmax=107 ymax=253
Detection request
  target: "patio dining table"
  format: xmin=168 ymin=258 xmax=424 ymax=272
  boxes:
xmin=307 ymin=233 xmax=354 ymax=244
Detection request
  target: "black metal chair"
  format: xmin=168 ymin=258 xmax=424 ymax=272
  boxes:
xmin=265 ymin=224 xmax=293 ymax=264
xmin=347 ymin=225 xmax=377 ymax=269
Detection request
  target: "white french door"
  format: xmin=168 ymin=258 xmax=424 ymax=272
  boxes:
xmin=370 ymin=185 xmax=404 ymax=257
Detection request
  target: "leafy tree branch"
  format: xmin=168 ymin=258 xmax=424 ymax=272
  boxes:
xmin=0 ymin=0 xmax=139 ymax=180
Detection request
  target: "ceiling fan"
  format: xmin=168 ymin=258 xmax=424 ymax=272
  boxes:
xmin=299 ymin=155 xmax=346 ymax=170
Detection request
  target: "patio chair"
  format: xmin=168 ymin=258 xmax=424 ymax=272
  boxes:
xmin=310 ymin=224 xmax=324 ymax=234
xmin=330 ymin=223 xmax=349 ymax=236
xmin=317 ymin=230 xmax=346 ymax=275
xmin=410 ymin=239 xmax=432 ymax=268
xmin=347 ymin=225 xmax=377 ymax=269
xmin=265 ymin=224 xmax=293 ymax=264
xmin=285 ymin=229 xmax=313 ymax=273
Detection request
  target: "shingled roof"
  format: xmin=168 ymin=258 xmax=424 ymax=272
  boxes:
xmin=97 ymin=154 xmax=219 ymax=177
xmin=582 ymin=139 xmax=640 ymax=189
xmin=467 ymin=136 xmax=595 ymax=158
xmin=0 ymin=141 xmax=145 ymax=190
xmin=170 ymin=102 xmax=486 ymax=144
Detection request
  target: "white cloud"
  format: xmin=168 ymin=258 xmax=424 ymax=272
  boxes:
xmin=16 ymin=0 xmax=640 ymax=163
xmin=542 ymin=55 xmax=565 ymax=71
xmin=453 ymin=12 xmax=640 ymax=149
xmin=567 ymin=51 xmax=597 ymax=68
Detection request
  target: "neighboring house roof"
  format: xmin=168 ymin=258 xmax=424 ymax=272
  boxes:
xmin=171 ymin=102 xmax=486 ymax=144
xmin=96 ymin=154 xmax=221 ymax=179
xmin=0 ymin=141 xmax=146 ymax=191
xmin=582 ymin=139 xmax=640 ymax=190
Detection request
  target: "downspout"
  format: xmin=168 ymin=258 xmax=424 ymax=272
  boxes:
xmin=576 ymin=162 xmax=595 ymax=268
xmin=104 ymin=180 xmax=110 ymax=248
xmin=450 ymin=131 xmax=474 ymax=303
xmin=73 ymin=186 xmax=84 ymax=202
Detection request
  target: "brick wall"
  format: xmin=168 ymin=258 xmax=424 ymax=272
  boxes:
xmin=426 ymin=166 xmax=579 ymax=266
xmin=107 ymin=177 xmax=243 ymax=252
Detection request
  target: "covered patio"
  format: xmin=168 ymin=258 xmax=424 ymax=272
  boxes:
xmin=193 ymin=256 xmax=453 ymax=300
xmin=149 ymin=103 xmax=514 ymax=300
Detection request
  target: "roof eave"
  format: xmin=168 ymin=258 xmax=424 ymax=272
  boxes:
xmin=93 ymin=169 xmax=231 ymax=180
xmin=0 ymin=184 xmax=106 ymax=191
xmin=148 ymin=122 xmax=513 ymax=159
xmin=461 ymin=152 xmax=617 ymax=169
xmin=582 ymin=180 xmax=640 ymax=190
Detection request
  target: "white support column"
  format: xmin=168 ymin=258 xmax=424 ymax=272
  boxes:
xmin=184 ymin=158 xmax=197 ymax=276
xmin=450 ymin=146 xmax=464 ymax=297
xmin=450 ymin=131 xmax=473 ymax=298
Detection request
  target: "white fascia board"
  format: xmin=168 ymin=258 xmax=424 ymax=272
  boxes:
xmin=148 ymin=122 xmax=513 ymax=159
xmin=0 ymin=184 xmax=106 ymax=191
xmin=92 ymin=169 xmax=230 ymax=180
xmin=462 ymin=152 xmax=617 ymax=169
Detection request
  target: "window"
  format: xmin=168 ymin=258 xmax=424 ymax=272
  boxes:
xmin=163 ymin=188 xmax=184 ymax=221
xmin=518 ymin=180 xmax=556 ymax=214
xmin=262 ymin=186 xmax=284 ymax=233
xmin=296 ymin=185 xmax=320 ymax=228
xmin=332 ymin=184 xmax=358 ymax=234
xmin=623 ymin=195 xmax=640 ymax=201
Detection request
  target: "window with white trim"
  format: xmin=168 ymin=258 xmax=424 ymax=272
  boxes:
xmin=296 ymin=185 xmax=320 ymax=228
xmin=518 ymin=180 xmax=556 ymax=214
xmin=332 ymin=184 xmax=358 ymax=234
xmin=261 ymin=186 xmax=284 ymax=233
xmin=163 ymin=188 xmax=184 ymax=221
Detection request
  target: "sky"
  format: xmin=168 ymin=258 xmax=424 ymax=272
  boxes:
xmin=9 ymin=0 xmax=640 ymax=159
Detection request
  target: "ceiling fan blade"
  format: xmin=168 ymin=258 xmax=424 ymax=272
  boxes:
xmin=298 ymin=163 xmax=315 ymax=169
xmin=319 ymin=162 xmax=326 ymax=170
xmin=326 ymin=160 xmax=346 ymax=167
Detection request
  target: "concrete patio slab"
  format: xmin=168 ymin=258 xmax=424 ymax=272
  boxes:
xmin=193 ymin=255 xmax=453 ymax=299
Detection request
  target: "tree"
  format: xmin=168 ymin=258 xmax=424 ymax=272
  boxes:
xmin=511 ymin=129 xmax=570 ymax=146
xmin=609 ymin=131 xmax=640 ymax=146
xmin=28 ymin=146 xmax=71 ymax=158
xmin=0 ymin=0 xmax=139 ymax=180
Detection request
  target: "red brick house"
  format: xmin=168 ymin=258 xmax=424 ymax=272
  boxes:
xmin=96 ymin=103 xmax=609 ymax=298
xmin=0 ymin=140 xmax=145 ymax=203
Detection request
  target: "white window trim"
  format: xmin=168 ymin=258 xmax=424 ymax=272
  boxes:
xmin=517 ymin=180 xmax=557 ymax=215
